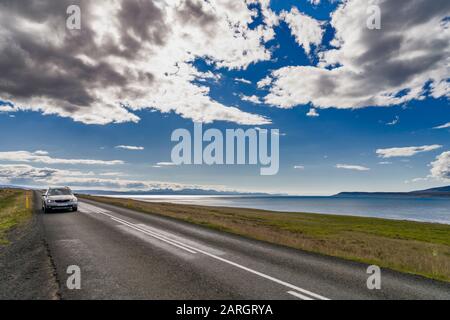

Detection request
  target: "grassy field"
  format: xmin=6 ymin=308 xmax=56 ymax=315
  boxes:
xmin=0 ymin=189 xmax=33 ymax=245
xmin=81 ymin=195 xmax=450 ymax=282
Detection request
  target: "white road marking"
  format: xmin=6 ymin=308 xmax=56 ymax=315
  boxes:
xmin=79 ymin=202 xmax=110 ymax=214
xmin=136 ymin=223 xmax=224 ymax=256
xmin=81 ymin=201 xmax=330 ymax=300
xmin=287 ymin=290 xmax=314 ymax=300
xmin=109 ymin=217 xmax=197 ymax=254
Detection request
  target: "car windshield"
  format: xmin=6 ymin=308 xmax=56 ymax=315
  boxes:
xmin=48 ymin=188 xmax=72 ymax=196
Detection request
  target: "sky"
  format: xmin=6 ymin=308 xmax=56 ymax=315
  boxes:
xmin=0 ymin=0 xmax=449 ymax=195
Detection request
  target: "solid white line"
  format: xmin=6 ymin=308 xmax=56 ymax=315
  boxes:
xmin=85 ymin=203 xmax=330 ymax=300
xmin=189 ymin=245 xmax=330 ymax=300
xmin=82 ymin=206 xmax=197 ymax=254
xmin=287 ymin=291 xmax=314 ymax=300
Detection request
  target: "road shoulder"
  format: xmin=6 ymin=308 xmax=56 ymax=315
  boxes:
xmin=0 ymin=192 xmax=60 ymax=300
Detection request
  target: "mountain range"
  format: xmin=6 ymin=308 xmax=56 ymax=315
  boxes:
xmin=334 ymin=185 xmax=450 ymax=198
xmin=1 ymin=185 xmax=449 ymax=197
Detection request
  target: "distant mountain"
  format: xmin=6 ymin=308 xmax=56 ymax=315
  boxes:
xmin=0 ymin=184 xmax=30 ymax=190
xmin=334 ymin=185 xmax=450 ymax=198
xmin=412 ymin=185 xmax=450 ymax=193
xmin=74 ymin=188 xmax=279 ymax=196
xmin=1 ymin=185 xmax=283 ymax=196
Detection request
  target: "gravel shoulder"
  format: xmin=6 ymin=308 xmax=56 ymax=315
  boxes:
xmin=0 ymin=191 xmax=60 ymax=300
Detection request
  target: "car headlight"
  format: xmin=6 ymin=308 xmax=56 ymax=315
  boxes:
xmin=72 ymin=197 xmax=78 ymax=202
xmin=47 ymin=199 xmax=53 ymax=203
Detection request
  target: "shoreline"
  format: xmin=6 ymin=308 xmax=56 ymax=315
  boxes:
xmin=80 ymin=194 xmax=450 ymax=282
xmin=87 ymin=193 xmax=450 ymax=225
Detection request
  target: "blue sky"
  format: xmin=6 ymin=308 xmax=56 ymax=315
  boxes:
xmin=0 ymin=0 xmax=449 ymax=195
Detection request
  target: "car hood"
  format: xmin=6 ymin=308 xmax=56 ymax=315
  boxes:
xmin=46 ymin=195 xmax=75 ymax=201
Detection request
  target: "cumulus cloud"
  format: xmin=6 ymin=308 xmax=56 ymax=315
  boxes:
xmin=240 ymin=94 xmax=263 ymax=104
xmin=265 ymin=0 xmax=450 ymax=109
xmin=0 ymin=0 xmax=273 ymax=125
xmin=0 ymin=150 xmax=124 ymax=165
xmin=335 ymin=164 xmax=370 ymax=171
xmin=0 ymin=105 xmax=15 ymax=113
xmin=115 ymin=145 xmax=144 ymax=151
xmin=0 ymin=163 xmax=228 ymax=191
xmin=152 ymin=162 xmax=177 ymax=168
xmin=280 ymin=7 xmax=324 ymax=55
xmin=429 ymin=151 xmax=450 ymax=181
xmin=376 ymin=145 xmax=442 ymax=158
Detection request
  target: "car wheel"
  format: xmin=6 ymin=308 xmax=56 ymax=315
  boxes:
xmin=72 ymin=207 xmax=78 ymax=212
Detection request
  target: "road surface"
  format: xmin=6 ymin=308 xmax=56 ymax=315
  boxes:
xmin=35 ymin=192 xmax=450 ymax=300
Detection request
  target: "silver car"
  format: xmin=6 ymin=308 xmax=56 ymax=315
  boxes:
xmin=42 ymin=187 xmax=78 ymax=213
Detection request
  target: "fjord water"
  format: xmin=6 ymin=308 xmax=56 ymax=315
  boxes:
xmin=109 ymin=195 xmax=450 ymax=224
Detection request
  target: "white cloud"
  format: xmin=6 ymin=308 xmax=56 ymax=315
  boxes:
xmin=264 ymin=0 xmax=450 ymax=110
xmin=152 ymin=162 xmax=177 ymax=168
xmin=234 ymin=78 xmax=252 ymax=84
xmin=434 ymin=122 xmax=450 ymax=129
xmin=240 ymin=94 xmax=262 ymax=104
xmin=0 ymin=150 xmax=124 ymax=165
xmin=429 ymin=151 xmax=450 ymax=181
xmin=306 ymin=108 xmax=319 ymax=117
xmin=386 ymin=116 xmax=399 ymax=126
xmin=0 ymin=105 xmax=15 ymax=113
xmin=335 ymin=164 xmax=370 ymax=171
xmin=257 ymin=76 xmax=273 ymax=89
xmin=0 ymin=163 xmax=228 ymax=192
xmin=280 ymin=7 xmax=324 ymax=55
xmin=157 ymin=162 xmax=176 ymax=166
xmin=376 ymin=145 xmax=442 ymax=158
xmin=33 ymin=150 xmax=49 ymax=156
xmin=404 ymin=177 xmax=429 ymax=184
xmin=115 ymin=145 xmax=144 ymax=151
xmin=378 ymin=161 xmax=392 ymax=165
xmin=254 ymin=127 xmax=286 ymax=136
xmin=0 ymin=0 xmax=274 ymax=126
xmin=248 ymin=0 xmax=279 ymax=29
xmin=293 ymin=165 xmax=305 ymax=170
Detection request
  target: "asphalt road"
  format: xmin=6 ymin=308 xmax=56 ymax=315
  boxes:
xmin=36 ymin=192 xmax=450 ymax=300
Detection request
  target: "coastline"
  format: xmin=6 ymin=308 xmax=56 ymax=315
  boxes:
xmin=94 ymin=194 xmax=450 ymax=225
xmin=80 ymin=194 xmax=450 ymax=282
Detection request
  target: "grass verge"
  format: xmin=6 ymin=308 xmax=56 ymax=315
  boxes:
xmin=80 ymin=195 xmax=450 ymax=282
xmin=0 ymin=189 xmax=33 ymax=245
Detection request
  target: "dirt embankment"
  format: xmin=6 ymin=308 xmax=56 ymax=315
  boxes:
xmin=0 ymin=190 xmax=60 ymax=300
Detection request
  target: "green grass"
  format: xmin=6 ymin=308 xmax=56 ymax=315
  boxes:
xmin=0 ymin=189 xmax=33 ymax=245
xmin=81 ymin=195 xmax=450 ymax=282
